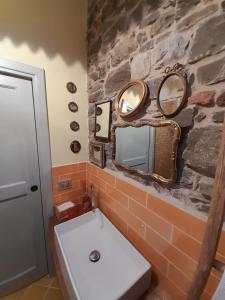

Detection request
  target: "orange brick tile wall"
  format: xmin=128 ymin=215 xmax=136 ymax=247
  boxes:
xmin=52 ymin=162 xmax=87 ymax=206
xmin=51 ymin=162 xmax=225 ymax=299
xmin=86 ymin=162 xmax=225 ymax=300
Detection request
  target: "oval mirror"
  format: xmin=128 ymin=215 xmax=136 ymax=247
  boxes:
xmin=115 ymin=80 xmax=149 ymax=118
xmin=157 ymin=71 xmax=187 ymax=117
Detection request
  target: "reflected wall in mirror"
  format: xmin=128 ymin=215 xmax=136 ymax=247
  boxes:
xmin=90 ymin=142 xmax=105 ymax=168
xmin=157 ymin=64 xmax=188 ymax=117
xmin=95 ymin=100 xmax=112 ymax=141
xmin=115 ymin=80 xmax=149 ymax=118
xmin=112 ymin=120 xmax=181 ymax=185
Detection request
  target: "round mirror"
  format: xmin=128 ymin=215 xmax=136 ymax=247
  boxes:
xmin=115 ymin=80 xmax=149 ymax=118
xmin=157 ymin=72 xmax=187 ymax=117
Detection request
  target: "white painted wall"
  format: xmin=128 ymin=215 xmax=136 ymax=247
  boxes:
xmin=0 ymin=0 xmax=88 ymax=166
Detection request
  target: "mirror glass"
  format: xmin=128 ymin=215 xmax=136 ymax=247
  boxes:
xmin=95 ymin=101 xmax=111 ymax=141
xmin=114 ymin=122 xmax=180 ymax=183
xmin=119 ymin=84 xmax=143 ymax=114
xmin=93 ymin=145 xmax=101 ymax=161
xmin=159 ymin=74 xmax=185 ymax=116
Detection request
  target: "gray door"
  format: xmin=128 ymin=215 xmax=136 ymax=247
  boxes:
xmin=0 ymin=74 xmax=48 ymax=296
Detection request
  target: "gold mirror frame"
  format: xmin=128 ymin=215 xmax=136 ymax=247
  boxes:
xmin=157 ymin=64 xmax=188 ymax=118
xmin=111 ymin=119 xmax=181 ymax=186
xmin=115 ymin=80 xmax=149 ymax=118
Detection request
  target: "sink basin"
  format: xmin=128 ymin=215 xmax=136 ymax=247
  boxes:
xmin=54 ymin=208 xmax=151 ymax=300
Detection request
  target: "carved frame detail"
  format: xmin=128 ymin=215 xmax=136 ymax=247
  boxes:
xmin=156 ymin=63 xmax=188 ymax=118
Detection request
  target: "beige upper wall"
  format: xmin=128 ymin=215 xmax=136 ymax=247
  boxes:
xmin=0 ymin=0 xmax=88 ymax=166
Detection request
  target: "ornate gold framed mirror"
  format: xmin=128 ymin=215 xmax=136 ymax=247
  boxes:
xmin=115 ymin=80 xmax=149 ymax=118
xmin=157 ymin=64 xmax=188 ymax=118
xmin=90 ymin=142 xmax=105 ymax=168
xmin=112 ymin=120 xmax=181 ymax=185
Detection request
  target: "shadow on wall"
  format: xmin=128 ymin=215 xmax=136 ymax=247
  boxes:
xmin=0 ymin=0 xmax=86 ymax=65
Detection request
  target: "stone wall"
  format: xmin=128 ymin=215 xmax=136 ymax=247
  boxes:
xmin=87 ymin=0 xmax=225 ymax=214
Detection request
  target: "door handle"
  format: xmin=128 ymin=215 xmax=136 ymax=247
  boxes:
xmin=30 ymin=185 xmax=38 ymax=192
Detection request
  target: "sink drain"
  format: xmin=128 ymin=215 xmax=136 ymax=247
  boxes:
xmin=89 ymin=250 xmax=101 ymax=262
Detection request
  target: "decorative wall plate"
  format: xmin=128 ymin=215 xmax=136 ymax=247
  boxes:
xmin=70 ymin=121 xmax=80 ymax=131
xmin=68 ymin=101 xmax=78 ymax=112
xmin=70 ymin=141 xmax=81 ymax=153
xmin=96 ymin=106 xmax=103 ymax=116
xmin=95 ymin=123 xmax=101 ymax=132
xmin=67 ymin=82 xmax=77 ymax=94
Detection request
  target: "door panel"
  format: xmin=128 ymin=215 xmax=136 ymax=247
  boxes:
xmin=0 ymin=74 xmax=48 ymax=296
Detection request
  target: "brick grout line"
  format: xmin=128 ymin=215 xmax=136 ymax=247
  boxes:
xmin=143 ymin=227 xmax=198 ymax=279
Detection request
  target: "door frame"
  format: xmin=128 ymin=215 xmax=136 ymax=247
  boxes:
xmin=0 ymin=58 xmax=53 ymax=273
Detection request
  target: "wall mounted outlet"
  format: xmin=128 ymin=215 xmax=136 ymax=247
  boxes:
xmin=58 ymin=180 xmax=72 ymax=191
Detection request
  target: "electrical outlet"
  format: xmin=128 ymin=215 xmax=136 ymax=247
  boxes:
xmin=58 ymin=180 xmax=72 ymax=191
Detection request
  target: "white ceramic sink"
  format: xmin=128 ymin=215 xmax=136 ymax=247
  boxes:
xmin=54 ymin=208 xmax=151 ymax=300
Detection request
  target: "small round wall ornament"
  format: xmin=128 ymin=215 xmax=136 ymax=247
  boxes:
xmin=70 ymin=141 xmax=81 ymax=153
xmin=67 ymin=82 xmax=77 ymax=94
xmin=96 ymin=106 xmax=103 ymax=116
xmin=70 ymin=121 xmax=80 ymax=132
xmin=95 ymin=123 xmax=101 ymax=132
xmin=68 ymin=101 xmax=78 ymax=112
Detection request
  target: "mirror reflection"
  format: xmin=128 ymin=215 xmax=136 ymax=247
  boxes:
xmin=119 ymin=84 xmax=143 ymax=113
xmin=95 ymin=101 xmax=111 ymax=141
xmin=114 ymin=122 xmax=180 ymax=183
xmin=90 ymin=142 xmax=105 ymax=168
xmin=159 ymin=74 xmax=185 ymax=116
xmin=93 ymin=146 xmax=101 ymax=161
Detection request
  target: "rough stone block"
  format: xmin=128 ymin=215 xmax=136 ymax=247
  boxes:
xmin=111 ymin=36 xmax=138 ymax=67
xmin=172 ymin=108 xmax=194 ymax=127
xmin=222 ymin=0 xmax=225 ymax=11
xmin=89 ymin=117 xmax=96 ymax=132
xmin=216 ymin=90 xmax=225 ymax=106
xmin=140 ymin=40 xmax=154 ymax=52
xmin=195 ymin=112 xmax=206 ymax=123
xmin=189 ymin=15 xmax=225 ymax=63
xmin=125 ymin=0 xmax=141 ymax=12
xmin=131 ymin=50 xmax=151 ymax=79
xmin=180 ymin=166 xmax=194 ymax=187
xmin=197 ymin=56 xmax=225 ymax=85
xmin=137 ymin=32 xmax=147 ymax=46
xmin=183 ymin=126 xmax=222 ymax=178
xmin=198 ymin=177 xmax=214 ymax=200
xmin=212 ymin=111 xmax=225 ymax=123
xmin=177 ymin=4 xmax=218 ymax=31
xmin=105 ymin=62 xmax=131 ymax=96
xmin=89 ymin=71 xmax=99 ymax=81
xmin=140 ymin=10 xmax=160 ymax=28
xmin=151 ymin=9 xmax=175 ymax=37
xmin=88 ymin=104 xmax=95 ymax=116
xmin=102 ymin=0 xmax=123 ymax=22
xmin=162 ymin=0 xmax=176 ymax=9
xmin=188 ymin=91 xmax=215 ymax=106
xmin=151 ymin=33 xmax=189 ymax=68
xmin=147 ymin=77 xmax=162 ymax=99
xmin=89 ymin=89 xmax=104 ymax=103
xmin=175 ymin=0 xmax=200 ymax=20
